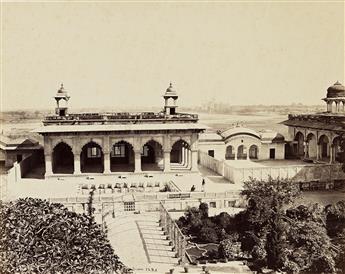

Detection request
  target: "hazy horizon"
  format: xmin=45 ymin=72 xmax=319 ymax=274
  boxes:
xmin=1 ymin=2 xmax=344 ymax=111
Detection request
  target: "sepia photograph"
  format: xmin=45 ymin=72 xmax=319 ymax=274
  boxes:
xmin=0 ymin=1 xmax=344 ymax=274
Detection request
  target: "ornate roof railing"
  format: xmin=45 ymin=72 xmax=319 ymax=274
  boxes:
xmin=43 ymin=111 xmax=198 ymax=125
xmin=287 ymin=113 xmax=345 ymax=125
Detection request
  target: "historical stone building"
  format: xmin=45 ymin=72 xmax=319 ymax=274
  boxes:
xmin=198 ymin=127 xmax=285 ymax=161
xmin=36 ymin=84 xmax=206 ymax=177
xmin=282 ymin=81 xmax=345 ymax=163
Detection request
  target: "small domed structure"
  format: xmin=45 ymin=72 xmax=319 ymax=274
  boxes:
xmin=326 ymin=81 xmax=345 ymax=98
xmin=164 ymin=83 xmax=178 ymax=98
xmin=163 ymin=83 xmax=178 ymax=115
xmin=54 ymin=83 xmax=70 ymax=117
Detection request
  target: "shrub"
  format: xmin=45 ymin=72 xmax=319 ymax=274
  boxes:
xmin=0 ymin=198 xmax=122 ymax=274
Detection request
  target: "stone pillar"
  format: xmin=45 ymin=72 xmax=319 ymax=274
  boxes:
xmin=191 ymin=150 xmax=198 ymax=171
xmin=181 ymin=147 xmax=185 ymax=165
xmin=74 ymin=153 xmax=81 ymax=174
xmin=103 ymin=151 xmax=111 ymax=174
xmin=184 ymin=147 xmax=188 ymax=167
xmin=164 ymin=150 xmax=171 ymax=172
xmin=316 ymin=143 xmax=320 ymax=160
xmin=45 ymin=153 xmax=52 ymax=176
xmin=188 ymin=149 xmax=192 ymax=169
xmin=329 ymin=144 xmax=334 ymax=164
xmin=134 ymin=150 xmax=142 ymax=173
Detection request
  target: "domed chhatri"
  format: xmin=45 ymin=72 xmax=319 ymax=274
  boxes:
xmin=164 ymin=83 xmax=178 ymax=98
xmin=327 ymin=81 xmax=345 ymax=98
xmin=323 ymin=81 xmax=345 ymax=113
xmin=163 ymin=82 xmax=178 ymax=115
xmin=54 ymin=83 xmax=70 ymax=117
xmin=56 ymin=83 xmax=70 ymax=97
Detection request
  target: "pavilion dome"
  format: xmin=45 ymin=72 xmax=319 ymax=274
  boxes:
xmin=55 ymin=83 xmax=70 ymax=100
xmin=326 ymin=81 xmax=345 ymax=98
xmin=164 ymin=83 xmax=178 ymax=97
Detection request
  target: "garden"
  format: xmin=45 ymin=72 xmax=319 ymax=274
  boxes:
xmin=177 ymin=177 xmax=345 ymax=274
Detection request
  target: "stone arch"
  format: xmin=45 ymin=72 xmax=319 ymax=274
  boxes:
xmin=294 ymin=131 xmax=305 ymax=157
xmin=249 ymin=145 xmax=259 ymax=160
xmin=141 ymin=139 xmax=163 ymax=171
xmin=332 ymin=136 xmax=342 ymax=163
xmin=225 ymin=145 xmax=235 ymax=160
xmin=110 ymin=140 xmax=135 ymax=172
xmin=237 ymin=145 xmax=247 ymax=160
xmin=141 ymin=137 xmax=164 ymax=149
xmin=318 ymin=134 xmax=330 ymax=160
xmin=79 ymin=138 xmax=104 ymax=152
xmin=52 ymin=138 xmax=74 ymax=153
xmin=80 ymin=141 xmax=104 ymax=173
xmin=171 ymin=136 xmax=191 ymax=148
xmin=52 ymin=142 xmax=74 ymax=174
xmin=170 ymin=139 xmax=190 ymax=164
xmin=306 ymin=133 xmax=317 ymax=159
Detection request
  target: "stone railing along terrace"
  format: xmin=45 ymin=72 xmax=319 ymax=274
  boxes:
xmin=287 ymin=113 xmax=345 ymax=127
xmin=159 ymin=201 xmax=187 ymax=263
xmin=43 ymin=111 xmax=198 ymax=125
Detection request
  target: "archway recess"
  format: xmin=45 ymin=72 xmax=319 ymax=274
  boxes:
xmin=294 ymin=132 xmax=305 ymax=158
xmin=318 ymin=135 xmax=330 ymax=161
xmin=170 ymin=139 xmax=191 ymax=169
xmin=249 ymin=145 xmax=258 ymax=160
xmin=225 ymin=145 xmax=235 ymax=160
xmin=110 ymin=141 xmax=135 ymax=172
xmin=52 ymin=142 xmax=74 ymax=174
xmin=237 ymin=145 xmax=247 ymax=160
xmin=141 ymin=140 xmax=163 ymax=171
xmin=306 ymin=133 xmax=317 ymax=159
xmin=80 ymin=141 xmax=104 ymax=173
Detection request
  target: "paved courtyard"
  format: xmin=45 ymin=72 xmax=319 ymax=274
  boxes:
xmin=6 ymin=164 xmax=240 ymax=200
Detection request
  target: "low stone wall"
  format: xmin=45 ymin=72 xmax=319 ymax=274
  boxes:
xmin=199 ymin=150 xmax=345 ymax=184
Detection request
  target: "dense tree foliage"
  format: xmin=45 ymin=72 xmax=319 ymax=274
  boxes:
xmin=325 ymin=200 xmax=345 ymax=273
xmin=239 ymin=178 xmax=339 ymax=273
xmin=0 ymin=198 xmax=122 ymax=274
xmin=176 ymin=203 xmax=233 ymax=244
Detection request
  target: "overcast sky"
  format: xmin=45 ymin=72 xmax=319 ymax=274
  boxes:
xmin=1 ymin=2 xmax=344 ymax=111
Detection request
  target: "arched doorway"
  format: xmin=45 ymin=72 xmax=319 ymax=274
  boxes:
xmin=294 ymin=132 xmax=304 ymax=158
xmin=333 ymin=136 xmax=342 ymax=163
xmin=170 ymin=140 xmax=190 ymax=169
xmin=52 ymin=142 xmax=74 ymax=174
xmin=249 ymin=145 xmax=258 ymax=160
xmin=225 ymin=145 xmax=235 ymax=160
xmin=306 ymin=133 xmax=317 ymax=159
xmin=318 ymin=135 xmax=330 ymax=161
xmin=141 ymin=140 xmax=163 ymax=171
xmin=237 ymin=145 xmax=247 ymax=160
xmin=110 ymin=141 xmax=134 ymax=172
xmin=80 ymin=142 xmax=104 ymax=173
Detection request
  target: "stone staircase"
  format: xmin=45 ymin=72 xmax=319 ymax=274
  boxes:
xmin=136 ymin=215 xmax=179 ymax=265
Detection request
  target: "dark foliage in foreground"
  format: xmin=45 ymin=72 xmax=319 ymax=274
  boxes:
xmin=0 ymin=198 xmax=122 ymax=274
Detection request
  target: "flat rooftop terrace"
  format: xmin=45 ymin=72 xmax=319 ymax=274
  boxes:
xmin=43 ymin=111 xmax=198 ymax=125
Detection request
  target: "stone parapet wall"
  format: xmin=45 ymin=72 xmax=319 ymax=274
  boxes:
xmin=199 ymin=150 xmax=345 ymax=184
